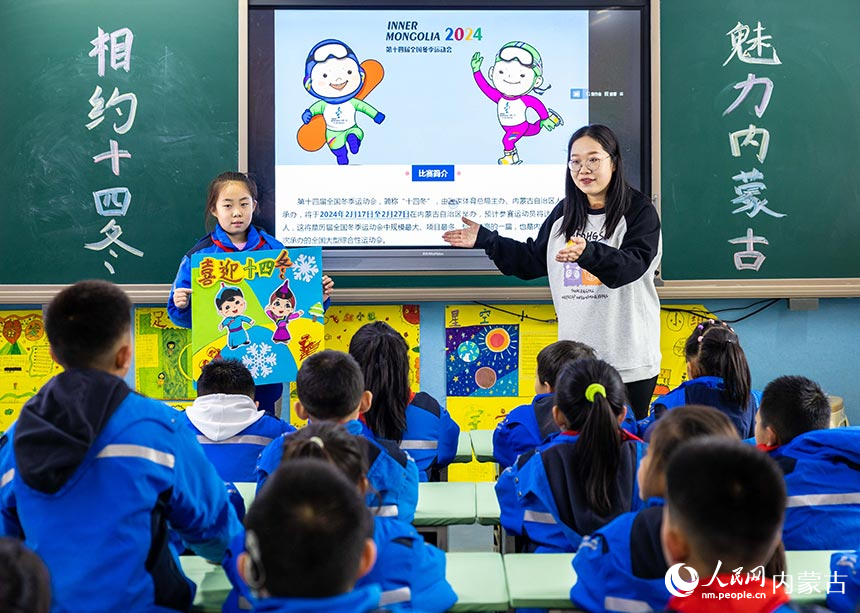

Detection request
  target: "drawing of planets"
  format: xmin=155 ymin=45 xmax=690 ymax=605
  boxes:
xmin=485 ymin=328 xmax=511 ymax=352
xmin=475 ymin=367 xmax=497 ymax=389
xmin=457 ymin=341 xmax=480 ymax=363
xmin=445 ymin=324 xmax=519 ymax=397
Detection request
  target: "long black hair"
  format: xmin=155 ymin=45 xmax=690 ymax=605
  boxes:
xmin=348 ymin=321 xmax=411 ymax=442
xmin=684 ymin=319 xmax=751 ymax=408
xmin=558 ymin=124 xmax=639 ymax=240
xmin=554 ymin=358 xmax=628 ymax=517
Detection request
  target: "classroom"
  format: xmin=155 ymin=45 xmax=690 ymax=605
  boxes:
xmin=1 ymin=0 xmax=860 ymax=612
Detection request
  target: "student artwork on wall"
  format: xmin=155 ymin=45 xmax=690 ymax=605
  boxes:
xmin=658 ymin=304 xmax=717 ymax=395
xmin=190 ymin=247 xmax=325 ymax=386
xmin=0 ymin=311 xmax=62 ymax=436
xmin=287 ymin=304 xmax=422 ymax=429
xmin=445 ymin=304 xmax=558 ymax=481
xmin=134 ymin=308 xmax=194 ymax=400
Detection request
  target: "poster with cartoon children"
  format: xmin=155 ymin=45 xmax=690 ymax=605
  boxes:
xmin=471 ymin=41 xmax=563 ymax=165
xmin=297 ymin=39 xmax=385 ymax=165
xmin=190 ymin=247 xmax=325 ymax=385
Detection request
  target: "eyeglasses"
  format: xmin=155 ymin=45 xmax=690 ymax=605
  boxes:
xmin=568 ymin=155 xmax=611 ymax=173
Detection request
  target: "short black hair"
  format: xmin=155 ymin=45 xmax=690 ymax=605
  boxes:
xmin=759 ymin=375 xmax=831 ymax=444
xmin=665 ymin=438 xmax=785 ymax=569
xmin=0 ymin=537 xmax=51 ymax=613
xmin=295 ymin=350 xmax=364 ymax=420
xmin=245 ymin=459 xmax=373 ymax=598
xmin=197 ymin=358 xmax=256 ymax=398
xmin=215 ymin=287 xmax=244 ymax=310
xmin=45 ymin=280 xmax=131 ymax=369
xmin=536 ymin=340 xmax=596 ymax=388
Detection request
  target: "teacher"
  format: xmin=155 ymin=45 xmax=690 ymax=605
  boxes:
xmin=442 ymin=124 xmax=661 ymax=420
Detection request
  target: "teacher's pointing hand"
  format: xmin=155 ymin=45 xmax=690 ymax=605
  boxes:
xmin=442 ymin=217 xmax=480 ymax=249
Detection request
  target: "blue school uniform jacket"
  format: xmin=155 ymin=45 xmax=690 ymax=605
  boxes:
xmin=168 ymin=224 xmax=284 ymax=328
xmin=253 ymin=584 xmax=390 ymax=613
xmin=637 ymin=376 xmax=757 ymax=441
xmin=255 ymin=420 xmax=419 ymax=523
xmin=398 ymin=392 xmax=460 ymax=481
xmin=570 ymin=498 xmax=669 ymax=613
xmin=495 ymin=430 xmax=646 ymax=553
xmin=357 ymin=515 xmax=457 ymax=613
xmin=828 ymin=550 xmax=860 ymax=613
xmin=184 ymin=393 xmax=294 ymax=483
xmin=0 ymin=369 xmax=241 ymax=613
xmin=494 ymin=395 xmax=640 ymax=469
xmin=766 ymin=427 xmax=860 ymax=550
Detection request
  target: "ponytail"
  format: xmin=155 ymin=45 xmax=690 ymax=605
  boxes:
xmin=349 ymin=322 xmax=410 ymax=442
xmin=555 ymin=359 xmax=628 ymax=517
xmin=281 ymin=422 xmax=368 ymax=486
xmin=685 ymin=320 xmax=751 ymax=408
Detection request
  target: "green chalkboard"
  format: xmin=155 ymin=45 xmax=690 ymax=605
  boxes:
xmin=660 ymin=0 xmax=860 ymax=281
xmin=0 ymin=0 xmax=237 ymax=285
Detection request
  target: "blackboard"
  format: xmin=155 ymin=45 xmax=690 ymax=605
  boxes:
xmin=660 ymin=0 xmax=860 ymax=283
xmin=0 ymin=0 xmax=238 ymax=285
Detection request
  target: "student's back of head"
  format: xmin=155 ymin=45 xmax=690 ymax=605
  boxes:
xmin=243 ymin=459 xmax=374 ymax=598
xmin=295 ymin=350 xmax=365 ymax=420
xmin=536 ymin=340 xmax=596 ymax=391
xmin=197 ymin=358 xmax=256 ymax=398
xmin=281 ymin=422 xmax=368 ymax=488
xmin=758 ymin=375 xmax=830 ymax=445
xmin=349 ymin=321 xmax=410 ymax=442
xmin=554 ymin=358 xmax=629 ymax=516
xmin=45 ymin=280 xmax=131 ymax=370
xmin=663 ymin=438 xmax=785 ymax=571
xmin=684 ymin=319 xmax=751 ymax=408
xmin=639 ymin=405 xmax=739 ymax=500
xmin=0 ymin=537 xmax=51 ymax=613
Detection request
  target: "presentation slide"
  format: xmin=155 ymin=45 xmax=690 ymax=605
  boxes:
xmin=272 ymin=9 xmax=590 ymax=248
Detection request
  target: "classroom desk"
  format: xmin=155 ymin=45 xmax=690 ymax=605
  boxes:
xmin=454 ymin=430 xmax=474 ymax=463
xmin=786 ymin=550 xmax=836 ymax=604
xmin=414 ymin=482 xmax=477 ymax=526
xmin=503 ymin=553 xmax=577 ymax=609
xmin=475 ymin=481 xmax=501 ymax=526
xmin=233 ymin=482 xmax=256 ymax=514
xmin=447 ymin=552 xmax=510 ymax=612
xmin=469 ymin=429 xmax=496 ymax=463
xmin=181 ymin=552 xmax=509 ymax=613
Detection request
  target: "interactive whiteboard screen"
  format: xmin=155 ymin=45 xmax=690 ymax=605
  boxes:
xmin=249 ymin=2 xmax=647 ymax=271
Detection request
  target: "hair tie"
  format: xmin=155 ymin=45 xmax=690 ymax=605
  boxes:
xmin=309 ymin=436 xmax=325 ymax=449
xmin=696 ymin=323 xmax=704 ymax=330
xmin=584 ymin=383 xmax=606 ymax=402
xmin=697 ymin=335 xmax=704 ymax=343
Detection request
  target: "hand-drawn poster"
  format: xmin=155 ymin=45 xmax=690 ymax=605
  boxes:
xmin=658 ymin=305 xmax=717 ymax=397
xmin=0 ymin=311 xmax=63 ymax=436
xmin=190 ymin=247 xmax=324 ymax=386
xmin=445 ymin=304 xmax=558 ymax=481
xmin=134 ymin=308 xmax=194 ymax=400
xmin=283 ymin=305 xmax=422 ymax=429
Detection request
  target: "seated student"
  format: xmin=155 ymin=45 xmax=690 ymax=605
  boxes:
xmin=0 ymin=537 xmax=51 ymax=613
xmin=638 ymin=319 xmax=757 ymax=440
xmin=661 ymin=438 xmax=789 ymax=612
xmin=238 ymin=459 xmax=396 ymax=613
xmin=0 ymin=281 xmax=240 ymax=612
xmin=756 ymin=375 xmax=860 ymax=550
xmin=494 ymin=340 xmax=597 ymax=469
xmin=282 ymin=423 xmax=457 ymax=613
xmin=571 ymin=406 xmax=741 ymax=613
xmin=184 ymin=358 xmax=294 ymax=483
xmin=496 ymin=358 xmax=646 ymax=553
xmin=828 ymin=550 xmax=860 ymax=613
xmin=349 ymin=321 xmax=460 ymax=482
xmin=256 ymin=350 xmax=419 ymax=522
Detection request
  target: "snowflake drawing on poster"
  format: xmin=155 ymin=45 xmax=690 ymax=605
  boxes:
xmin=292 ymin=254 xmax=319 ymax=283
xmin=242 ymin=342 xmax=277 ymax=378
